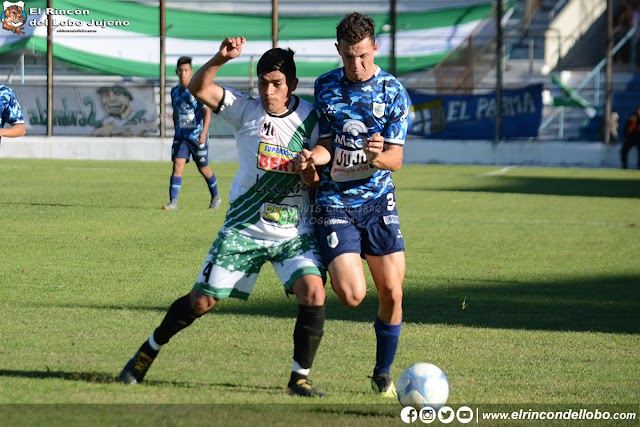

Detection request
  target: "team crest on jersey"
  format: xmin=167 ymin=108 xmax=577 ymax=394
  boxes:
xmin=372 ymin=102 xmax=385 ymax=118
xmin=260 ymin=120 xmax=276 ymax=140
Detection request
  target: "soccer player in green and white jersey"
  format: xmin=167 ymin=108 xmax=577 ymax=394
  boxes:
xmin=119 ymin=36 xmax=327 ymax=397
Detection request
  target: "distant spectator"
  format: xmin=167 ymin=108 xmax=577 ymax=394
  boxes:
xmin=633 ymin=0 xmax=640 ymax=28
xmin=617 ymin=0 xmax=633 ymax=32
xmin=621 ymin=105 xmax=640 ymax=168
xmin=633 ymin=1 xmax=640 ymax=66
xmin=602 ymin=111 xmax=620 ymax=143
xmin=615 ymin=0 xmax=640 ymax=64
xmin=0 ymin=83 xmax=26 ymax=145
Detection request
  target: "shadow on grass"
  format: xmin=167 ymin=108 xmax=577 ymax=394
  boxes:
xmin=404 ymin=176 xmax=640 ymax=199
xmin=0 ymin=201 xmax=80 ymax=208
xmin=0 ymin=369 xmax=280 ymax=392
xmin=50 ymin=274 xmax=640 ymax=334
xmin=0 ymin=201 xmax=156 ymax=210
xmin=0 ymin=369 xmax=117 ymax=384
xmin=216 ymin=274 xmax=639 ymax=334
xmin=0 ymin=403 xmax=402 ymax=427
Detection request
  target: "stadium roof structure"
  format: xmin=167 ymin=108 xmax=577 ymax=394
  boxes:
xmin=0 ymin=0 xmax=494 ymax=78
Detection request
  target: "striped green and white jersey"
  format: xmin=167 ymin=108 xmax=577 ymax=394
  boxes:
xmin=216 ymin=88 xmax=319 ymax=240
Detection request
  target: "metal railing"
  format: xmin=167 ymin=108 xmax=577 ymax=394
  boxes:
xmin=539 ymin=27 xmax=637 ymax=134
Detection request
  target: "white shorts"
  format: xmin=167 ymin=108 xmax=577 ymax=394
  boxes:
xmin=193 ymin=229 xmax=325 ymax=300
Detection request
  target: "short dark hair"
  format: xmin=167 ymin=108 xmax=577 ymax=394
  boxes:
xmin=336 ymin=12 xmax=376 ymax=45
xmin=257 ymin=48 xmax=296 ymax=82
xmin=176 ymin=56 xmax=192 ymax=68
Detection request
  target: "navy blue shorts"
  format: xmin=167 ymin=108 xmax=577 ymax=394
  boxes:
xmin=172 ymin=138 xmax=209 ymax=167
xmin=314 ymin=190 xmax=405 ymax=265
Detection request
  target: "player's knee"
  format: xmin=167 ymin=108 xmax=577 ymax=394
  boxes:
xmin=335 ymin=285 xmax=366 ymax=308
xmin=190 ymin=294 xmax=217 ymax=314
xmin=297 ymin=287 xmax=325 ymax=306
xmin=293 ymin=277 xmax=326 ymax=306
xmin=341 ymin=295 xmax=363 ymax=308
xmin=378 ymin=284 xmax=403 ymax=306
xmin=307 ymin=286 xmax=326 ymax=306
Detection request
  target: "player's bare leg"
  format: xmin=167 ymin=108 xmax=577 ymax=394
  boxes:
xmin=287 ymin=274 xmax=326 ymax=397
xmin=327 ymin=252 xmax=367 ymax=307
xmin=364 ymin=251 xmax=405 ymax=397
xmin=366 ymin=252 xmax=405 ymax=324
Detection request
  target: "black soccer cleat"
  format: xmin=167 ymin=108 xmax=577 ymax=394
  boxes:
xmin=370 ymin=372 xmax=397 ymax=398
xmin=118 ymin=342 xmax=159 ymax=384
xmin=287 ymin=379 xmax=326 ymax=398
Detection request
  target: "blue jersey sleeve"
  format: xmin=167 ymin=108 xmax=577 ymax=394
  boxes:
xmin=383 ymin=86 xmax=410 ymax=145
xmin=170 ymin=86 xmax=178 ymax=113
xmin=314 ymin=78 xmax=333 ymax=139
xmin=0 ymin=86 xmax=24 ymax=128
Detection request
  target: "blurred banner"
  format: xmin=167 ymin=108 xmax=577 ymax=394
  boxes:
xmin=0 ymin=1 xmax=494 ymax=78
xmin=409 ymin=84 xmax=543 ymax=139
xmin=12 ymin=84 xmax=158 ymax=136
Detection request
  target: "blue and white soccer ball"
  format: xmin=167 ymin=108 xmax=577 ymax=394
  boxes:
xmin=396 ymin=363 xmax=449 ymax=409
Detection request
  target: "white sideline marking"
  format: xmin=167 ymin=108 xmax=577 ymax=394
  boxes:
xmin=478 ymin=166 xmax=513 ymax=177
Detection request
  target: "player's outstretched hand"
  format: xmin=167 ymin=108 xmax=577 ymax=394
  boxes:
xmin=219 ymin=37 xmax=246 ymax=61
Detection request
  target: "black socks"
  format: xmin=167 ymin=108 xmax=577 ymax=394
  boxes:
xmin=153 ymin=294 xmax=203 ymax=345
xmin=291 ymin=304 xmax=325 ymax=382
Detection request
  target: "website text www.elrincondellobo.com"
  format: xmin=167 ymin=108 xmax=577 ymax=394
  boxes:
xmin=399 ymin=405 xmax=638 ymax=424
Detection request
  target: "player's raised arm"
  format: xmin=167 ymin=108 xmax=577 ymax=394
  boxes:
xmin=188 ymin=36 xmax=246 ymax=112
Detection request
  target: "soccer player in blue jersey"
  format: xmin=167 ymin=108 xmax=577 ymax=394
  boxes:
xmin=119 ymin=37 xmax=327 ymax=397
xmin=296 ymin=12 xmax=411 ymax=397
xmin=163 ymin=56 xmax=221 ymax=210
xmin=0 ymin=84 xmax=26 ymax=144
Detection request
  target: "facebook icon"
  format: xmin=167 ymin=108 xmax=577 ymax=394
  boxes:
xmin=400 ymin=406 xmax=418 ymax=423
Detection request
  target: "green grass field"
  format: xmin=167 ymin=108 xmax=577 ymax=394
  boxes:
xmin=0 ymin=159 xmax=638 ymax=426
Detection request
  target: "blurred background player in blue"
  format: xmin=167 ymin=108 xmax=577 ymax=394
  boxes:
xmin=296 ymin=12 xmax=411 ymax=398
xmin=0 ymin=83 xmax=26 ymax=144
xmin=164 ymin=56 xmax=220 ymax=210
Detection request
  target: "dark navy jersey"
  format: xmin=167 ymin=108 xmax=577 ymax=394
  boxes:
xmin=171 ymin=84 xmax=206 ymax=143
xmin=314 ymin=66 xmax=410 ymax=207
